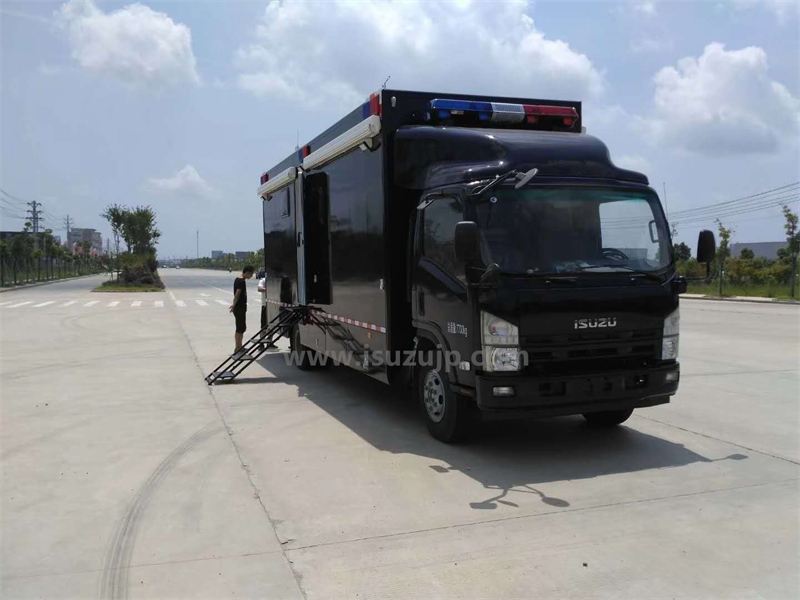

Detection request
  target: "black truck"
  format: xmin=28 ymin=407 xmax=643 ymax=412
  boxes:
xmin=258 ymin=89 xmax=715 ymax=442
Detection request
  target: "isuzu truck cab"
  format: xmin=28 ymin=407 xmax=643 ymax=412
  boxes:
xmin=258 ymin=90 xmax=716 ymax=442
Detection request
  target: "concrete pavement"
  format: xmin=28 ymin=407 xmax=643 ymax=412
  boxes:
xmin=1 ymin=269 xmax=798 ymax=599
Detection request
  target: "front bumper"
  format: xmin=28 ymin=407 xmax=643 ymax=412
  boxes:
xmin=474 ymin=363 xmax=679 ymax=416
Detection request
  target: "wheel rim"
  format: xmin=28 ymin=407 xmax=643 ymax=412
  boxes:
xmin=423 ymin=370 xmax=446 ymax=423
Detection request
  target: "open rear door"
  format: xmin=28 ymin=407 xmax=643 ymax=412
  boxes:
xmin=300 ymin=172 xmax=332 ymax=305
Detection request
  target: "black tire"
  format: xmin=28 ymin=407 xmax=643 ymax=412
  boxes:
xmin=290 ymin=326 xmax=315 ymax=371
xmin=418 ymin=357 xmax=480 ymax=443
xmin=583 ymin=408 xmax=634 ymax=426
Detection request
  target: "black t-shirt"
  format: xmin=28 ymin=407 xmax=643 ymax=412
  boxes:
xmin=233 ymin=277 xmax=247 ymax=312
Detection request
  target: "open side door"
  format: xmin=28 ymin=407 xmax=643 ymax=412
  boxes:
xmin=300 ymin=172 xmax=332 ymax=305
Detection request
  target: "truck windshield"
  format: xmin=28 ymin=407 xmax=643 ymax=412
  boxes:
xmin=469 ymin=186 xmax=671 ymax=275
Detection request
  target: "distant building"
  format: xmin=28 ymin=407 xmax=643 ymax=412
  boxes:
xmin=68 ymin=228 xmax=103 ymax=253
xmin=730 ymin=242 xmax=787 ymax=260
xmin=211 ymin=250 xmax=224 ymax=259
xmin=235 ymin=251 xmax=250 ymax=260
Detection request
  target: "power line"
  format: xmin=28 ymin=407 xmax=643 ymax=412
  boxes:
xmin=667 ymin=182 xmax=800 ymax=217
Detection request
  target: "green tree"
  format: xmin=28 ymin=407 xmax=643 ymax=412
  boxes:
xmin=122 ymin=206 xmax=161 ymax=255
xmin=673 ymin=242 xmax=691 ymax=262
xmin=781 ymin=205 xmax=799 ymax=298
xmin=101 ymin=204 xmax=126 ymax=279
xmin=739 ymin=247 xmax=755 ymax=259
xmin=715 ymin=220 xmax=733 ymax=296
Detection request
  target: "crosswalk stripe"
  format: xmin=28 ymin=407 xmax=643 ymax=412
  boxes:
xmin=107 ymin=301 xmax=120 ymax=307
xmin=131 ymin=300 xmax=142 ymax=307
xmin=174 ymin=300 xmax=186 ymax=307
xmin=83 ymin=301 xmax=100 ymax=307
xmin=195 ymin=300 xmax=208 ymax=306
xmin=9 ymin=301 xmax=32 ymax=308
xmin=154 ymin=300 xmax=164 ymax=307
xmin=0 ymin=301 xmax=15 ymax=307
xmin=33 ymin=301 xmax=56 ymax=308
xmin=61 ymin=300 xmax=77 ymax=307
xmin=215 ymin=299 xmax=229 ymax=306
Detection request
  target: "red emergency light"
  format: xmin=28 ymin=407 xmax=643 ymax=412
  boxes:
xmin=302 ymin=144 xmax=311 ymax=158
xmin=523 ymin=104 xmax=578 ymax=126
xmin=260 ymin=172 xmax=269 ymax=185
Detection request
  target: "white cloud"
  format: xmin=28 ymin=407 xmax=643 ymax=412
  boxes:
xmin=638 ymin=43 xmax=800 ymax=155
xmin=235 ymin=0 xmax=603 ymax=108
xmin=146 ymin=165 xmax=217 ymax=199
xmin=633 ymin=1 xmax=658 ymax=17
xmin=731 ymin=1 xmax=799 ymax=22
xmin=57 ymin=0 xmax=200 ymax=87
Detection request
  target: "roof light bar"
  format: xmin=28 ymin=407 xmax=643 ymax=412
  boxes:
xmin=361 ymin=91 xmax=382 ymax=119
xmin=428 ymin=98 xmax=579 ymax=128
xmin=303 ymin=115 xmax=381 ymax=171
xmin=257 ymin=166 xmax=297 ymax=199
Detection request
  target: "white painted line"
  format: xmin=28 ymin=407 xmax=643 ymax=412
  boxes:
xmin=131 ymin=301 xmax=142 ymax=307
xmin=154 ymin=300 xmax=164 ymax=307
xmin=33 ymin=301 xmax=56 ymax=308
xmin=195 ymin=299 xmax=208 ymax=306
xmin=215 ymin=299 xmax=229 ymax=306
xmin=60 ymin=300 xmax=77 ymax=307
xmin=0 ymin=301 xmax=15 ymax=307
xmin=174 ymin=300 xmax=186 ymax=307
xmin=83 ymin=301 xmax=100 ymax=307
xmin=169 ymin=291 xmax=177 ymax=301
xmin=107 ymin=301 xmax=120 ymax=307
xmin=201 ymin=293 xmax=210 ymax=297
xmin=9 ymin=301 xmax=32 ymax=308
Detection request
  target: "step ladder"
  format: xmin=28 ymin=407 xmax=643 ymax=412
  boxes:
xmin=205 ymin=306 xmax=313 ymax=385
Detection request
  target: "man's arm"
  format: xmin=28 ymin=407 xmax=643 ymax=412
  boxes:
xmin=229 ymin=289 xmax=242 ymax=312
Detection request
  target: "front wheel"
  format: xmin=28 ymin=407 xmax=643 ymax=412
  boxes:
xmin=418 ymin=361 xmax=479 ymax=443
xmin=583 ymin=408 xmax=634 ymax=426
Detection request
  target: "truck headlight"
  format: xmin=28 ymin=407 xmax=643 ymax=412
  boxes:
xmin=488 ymin=347 xmax=521 ymax=372
xmin=662 ymin=308 xmax=679 ymax=360
xmin=482 ymin=312 xmax=519 ymax=345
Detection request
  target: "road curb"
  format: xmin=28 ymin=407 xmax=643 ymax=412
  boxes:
xmin=0 ymin=273 xmax=106 ymax=293
xmin=682 ymin=294 xmax=799 ymax=305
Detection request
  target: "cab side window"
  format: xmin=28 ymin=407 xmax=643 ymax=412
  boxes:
xmin=423 ymin=197 xmax=463 ymax=279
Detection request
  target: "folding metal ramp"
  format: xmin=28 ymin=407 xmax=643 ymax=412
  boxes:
xmin=205 ymin=306 xmax=311 ymax=385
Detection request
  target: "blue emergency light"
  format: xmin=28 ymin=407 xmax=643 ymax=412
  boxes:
xmin=427 ymin=98 xmax=578 ymax=128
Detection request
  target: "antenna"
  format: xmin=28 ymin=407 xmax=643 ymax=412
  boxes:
xmin=382 ymin=75 xmax=391 ymax=89
xmin=295 ymin=129 xmax=300 ymax=151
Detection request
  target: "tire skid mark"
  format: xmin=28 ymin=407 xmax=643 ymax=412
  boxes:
xmin=98 ymin=422 xmax=222 ymax=599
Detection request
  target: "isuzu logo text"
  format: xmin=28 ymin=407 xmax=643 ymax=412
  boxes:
xmin=574 ymin=317 xmax=617 ymax=329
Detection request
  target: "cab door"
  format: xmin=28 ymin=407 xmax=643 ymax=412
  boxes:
xmin=413 ymin=195 xmax=472 ymax=372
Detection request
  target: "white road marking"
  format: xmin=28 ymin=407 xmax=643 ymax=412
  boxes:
xmin=169 ymin=291 xmax=177 ymax=301
xmin=201 ymin=293 xmax=210 ymax=297
xmin=195 ymin=299 xmax=208 ymax=306
xmin=83 ymin=301 xmax=100 ymax=307
xmin=107 ymin=301 xmax=120 ymax=307
xmin=131 ymin=301 xmax=142 ymax=307
xmin=154 ymin=300 xmax=164 ymax=307
xmin=215 ymin=299 xmax=229 ymax=306
xmin=33 ymin=301 xmax=56 ymax=308
xmin=174 ymin=300 xmax=186 ymax=307
xmin=9 ymin=301 xmax=32 ymax=308
xmin=60 ymin=300 xmax=77 ymax=307
xmin=0 ymin=301 xmax=15 ymax=307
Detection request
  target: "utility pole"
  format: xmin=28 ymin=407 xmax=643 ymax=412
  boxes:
xmin=26 ymin=201 xmax=43 ymax=233
xmin=63 ymin=215 xmax=74 ymax=246
xmin=196 ymin=230 xmax=199 ymax=259
xmin=662 ymin=181 xmax=668 ymax=217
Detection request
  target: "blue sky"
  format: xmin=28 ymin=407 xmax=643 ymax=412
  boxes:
xmin=1 ymin=0 xmax=798 ymax=257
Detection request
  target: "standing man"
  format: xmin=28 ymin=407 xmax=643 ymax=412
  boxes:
xmin=229 ymin=265 xmax=255 ymax=357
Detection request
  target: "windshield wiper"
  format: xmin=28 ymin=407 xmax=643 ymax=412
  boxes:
xmin=577 ymin=264 xmax=663 ymax=281
xmin=471 ymin=169 xmax=517 ymax=198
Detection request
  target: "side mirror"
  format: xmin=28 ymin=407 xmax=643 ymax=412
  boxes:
xmin=454 ymin=221 xmax=482 ymax=265
xmin=696 ymin=230 xmax=716 ymax=264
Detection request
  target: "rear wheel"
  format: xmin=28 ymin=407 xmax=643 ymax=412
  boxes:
xmin=290 ymin=326 xmax=315 ymax=370
xmin=418 ymin=358 xmax=479 ymax=443
xmin=583 ymin=408 xmax=634 ymax=426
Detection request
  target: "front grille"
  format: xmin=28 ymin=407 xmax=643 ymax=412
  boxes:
xmin=522 ymin=328 xmax=661 ymax=375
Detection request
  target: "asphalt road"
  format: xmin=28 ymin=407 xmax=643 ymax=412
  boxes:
xmin=1 ymin=269 xmax=798 ymax=599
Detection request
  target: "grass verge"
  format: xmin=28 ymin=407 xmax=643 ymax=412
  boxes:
xmin=94 ymin=281 xmax=164 ymax=293
xmin=687 ymin=282 xmax=797 ymax=299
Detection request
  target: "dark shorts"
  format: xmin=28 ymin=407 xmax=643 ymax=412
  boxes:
xmin=234 ymin=310 xmax=247 ymax=334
